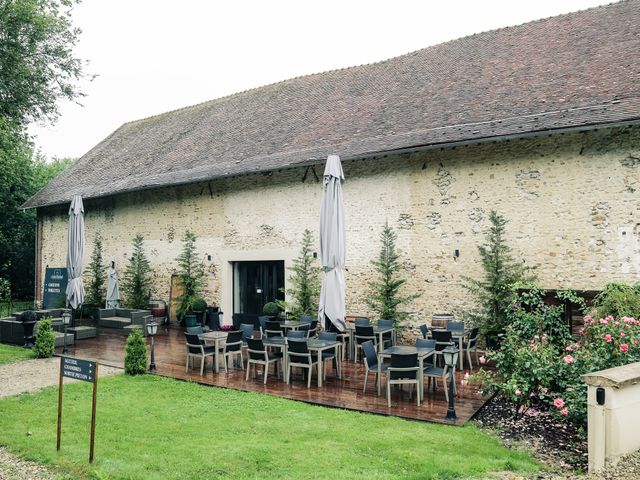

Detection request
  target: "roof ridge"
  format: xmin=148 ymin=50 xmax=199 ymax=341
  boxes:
xmin=122 ymin=0 xmax=623 ymax=128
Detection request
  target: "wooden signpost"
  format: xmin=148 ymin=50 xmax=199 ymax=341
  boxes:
xmin=57 ymin=356 xmax=99 ymax=463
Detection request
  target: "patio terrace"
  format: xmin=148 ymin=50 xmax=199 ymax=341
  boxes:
xmin=59 ymin=326 xmax=488 ymax=426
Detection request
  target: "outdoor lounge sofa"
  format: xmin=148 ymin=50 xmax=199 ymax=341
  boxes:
xmin=0 ymin=316 xmax=74 ymax=347
xmin=98 ymin=308 xmax=152 ymax=335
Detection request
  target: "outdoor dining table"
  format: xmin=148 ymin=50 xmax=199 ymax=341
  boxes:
xmin=280 ymin=320 xmax=309 ymax=332
xmin=377 ymin=345 xmax=434 ymax=400
xmin=345 ymin=323 xmax=394 ymax=357
xmin=262 ymin=336 xmax=342 ymax=387
xmin=433 ymin=328 xmax=470 ymax=370
xmin=200 ymin=331 xmax=228 ymax=373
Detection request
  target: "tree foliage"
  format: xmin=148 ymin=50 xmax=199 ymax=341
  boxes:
xmin=84 ymin=233 xmax=106 ymax=306
xmin=0 ymin=0 xmax=87 ymax=126
xmin=366 ymin=222 xmax=418 ymax=326
xmin=462 ymin=211 xmax=533 ymax=339
xmin=0 ymin=0 xmax=84 ymax=301
xmin=175 ymin=231 xmax=206 ymax=321
xmin=280 ymin=229 xmax=321 ymax=319
xmin=121 ymin=235 xmax=153 ymax=309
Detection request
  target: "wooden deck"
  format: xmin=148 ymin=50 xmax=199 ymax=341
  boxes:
xmin=59 ymin=325 xmax=488 ymax=426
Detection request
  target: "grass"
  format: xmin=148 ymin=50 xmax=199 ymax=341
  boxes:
xmin=0 ymin=375 xmax=540 ymax=479
xmin=0 ymin=343 xmax=35 ymax=365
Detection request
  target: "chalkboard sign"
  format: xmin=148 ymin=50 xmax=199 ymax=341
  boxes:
xmin=61 ymin=356 xmax=96 ymax=383
xmin=43 ymin=267 xmax=68 ymax=309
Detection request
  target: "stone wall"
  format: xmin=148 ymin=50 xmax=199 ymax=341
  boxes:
xmin=37 ymin=126 xmax=640 ymax=331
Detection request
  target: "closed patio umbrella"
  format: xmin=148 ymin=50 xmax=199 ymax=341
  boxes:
xmin=318 ymin=154 xmax=346 ymax=332
xmin=65 ymin=195 xmax=85 ymax=309
xmin=106 ymin=256 xmax=120 ymax=308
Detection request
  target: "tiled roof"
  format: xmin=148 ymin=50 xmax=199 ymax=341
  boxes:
xmin=24 ymin=0 xmax=640 ymax=208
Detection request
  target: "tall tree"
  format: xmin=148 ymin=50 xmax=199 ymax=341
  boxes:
xmin=175 ymin=231 xmax=206 ymax=321
xmin=462 ymin=210 xmax=533 ymax=340
xmin=0 ymin=0 xmax=86 ymax=300
xmin=282 ymin=229 xmax=321 ymax=319
xmin=367 ymin=222 xmax=418 ymax=327
xmin=84 ymin=234 xmax=106 ymax=306
xmin=0 ymin=0 xmax=87 ymax=126
xmin=121 ymin=235 xmax=153 ymax=309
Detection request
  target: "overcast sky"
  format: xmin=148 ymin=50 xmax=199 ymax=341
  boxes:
xmin=28 ymin=0 xmax=611 ymax=160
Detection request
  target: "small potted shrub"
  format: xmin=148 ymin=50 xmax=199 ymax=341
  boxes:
xmin=191 ymin=297 xmax=208 ymax=325
xmin=262 ymin=301 xmax=280 ymax=320
xmin=34 ymin=318 xmax=56 ymax=358
xmin=124 ymin=328 xmax=147 ymax=375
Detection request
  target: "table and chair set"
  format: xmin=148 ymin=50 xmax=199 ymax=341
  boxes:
xmin=183 ymin=314 xmax=479 ymax=407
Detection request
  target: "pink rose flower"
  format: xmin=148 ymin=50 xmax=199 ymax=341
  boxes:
xmin=560 ymin=408 xmax=569 ymax=416
xmin=614 ymin=321 xmax=620 ymax=326
xmin=554 ymin=398 xmax=565 ymax=409
xmin=565 ymin=345 xmax=573 ymax=352
xmin=515 ymin=389 xmax=521 ymax=396
xmin=579 ymin=328 xmax=585 ymax=335
xmin=634 ymin=340 xmax=639 ymax=345
xmin=479 ymin=355 xmax=486 ymax=365
xmin=605 ymin=334 xmax=613 ymax=343
xmin=620 ymin=332 xmax=626 ymax=338
xmin=563 ymin=355 xmax=575 ymax=364
xmin=600 ymin=318 xmax=609 ymax=325
xmin=620 ymin=343 xmax=629 ymax=352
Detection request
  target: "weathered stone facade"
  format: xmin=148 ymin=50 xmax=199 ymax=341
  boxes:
xmin=37 ymin=126 xmax=640 ymax=330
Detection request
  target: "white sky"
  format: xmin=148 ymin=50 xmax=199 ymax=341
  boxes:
xmin=29 ymin=0 xmax=612 ymax=160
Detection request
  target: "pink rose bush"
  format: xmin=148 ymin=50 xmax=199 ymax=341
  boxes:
xmin=474 ymin=284 xmax=640 ymax=432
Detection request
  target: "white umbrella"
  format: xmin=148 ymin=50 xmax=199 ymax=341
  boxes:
xmin=318 ymin=154 xmax=346 ymax=332
xmin=65 ymin=195 xmax=85 ymax=309
xmin=106 ymin=256 xmax=121 ymax=308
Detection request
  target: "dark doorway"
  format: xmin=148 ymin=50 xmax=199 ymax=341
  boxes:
xmin=233 ymin=261 xmax=284 ymax=320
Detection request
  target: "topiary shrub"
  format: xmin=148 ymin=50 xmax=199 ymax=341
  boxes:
xmin=124 ymin=328 xmax=147 ymax=375
xmin=191 ymin=297 xmax=207 ymax=312
xmin=34 ymin=318 xmax=55 ymax=358
xmin=262 ymin=302 xmax=280 ymax=318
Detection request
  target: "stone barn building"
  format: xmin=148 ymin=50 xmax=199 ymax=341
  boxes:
xmin=24 ymin=1 xmax=640 ymax=330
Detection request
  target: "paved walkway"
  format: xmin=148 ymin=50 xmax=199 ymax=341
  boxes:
xmin=0 ymin=356 xmax=121 ymax=480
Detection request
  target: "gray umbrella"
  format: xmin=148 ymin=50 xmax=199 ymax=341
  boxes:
xmin=65 ymin=195 xmax=85 ymax=309
xmin=318 ymin=154 xmax=346 ymax=332
xmin=106 ymin=256 xmax=121 ymax=308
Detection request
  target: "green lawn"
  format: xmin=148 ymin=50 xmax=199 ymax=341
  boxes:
xmin=0 ymin=343 xmax=35 ymax=365
xmin=0 ymin=375 xmax=539 ymax=479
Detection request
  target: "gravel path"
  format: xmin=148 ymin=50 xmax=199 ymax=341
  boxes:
xmin=0 ymin=356 xmax=122 ymax=479
xmin=0 ymin=356 xmax=120 ymax=398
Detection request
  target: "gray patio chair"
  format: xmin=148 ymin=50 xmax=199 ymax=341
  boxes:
xmin=419 ymin=324 xmax=431 ymax=339
xmin=186 ymin=326 xmax=204 ymax=335
xmin=245 ymin=337 xmax=281 ymax=384
xmin=416 ymin=338 xmax=436 ymax=369
xmin=258 ymin=316 xmax=269 ymax=336
xmin=447 ymin=321 xmax=465 ymax=331
xmin=377 ymin=319 xmax=394 ymax=348
xmin=432 ymin=330 xmax=452 ymax=367
xmin=265 ymin=320 xmax=284 ymax=337
xmin=298 ymin=319 xmax=318 ymax=338
xmin=386 ymin=353 xmax=420 ymax=407
xmin=239 ymin=323 xmax=254 ymax=347
xmin=286 ymin=339 xmax=319 ymax=388
xmin=354 ymin=325 xmax=376 ymax=363
xmin=362 ymin=340 xmax=388 ymax=394
xmin=184 ymin=333 xmax=217 ymax=375
xmin=298 ymin=315 xmax=313 ymax=324
xmin=354 ymin=317 xmax=370 ymax=327
xmin=464 ymin=327 xmax=480 ymax=370
xmin=222 ymin=330 xmax=244 ymax=372
xmin=318 ymin=332 xmax=339 ymax=380
xmin=286 ymin=330 xmax=305 ymax=339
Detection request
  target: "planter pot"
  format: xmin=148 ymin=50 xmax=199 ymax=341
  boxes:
xmin=21 ymin=311 xmax=38 ymax=348
xmin=185 ymin=314 xmax=198 ymax=328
